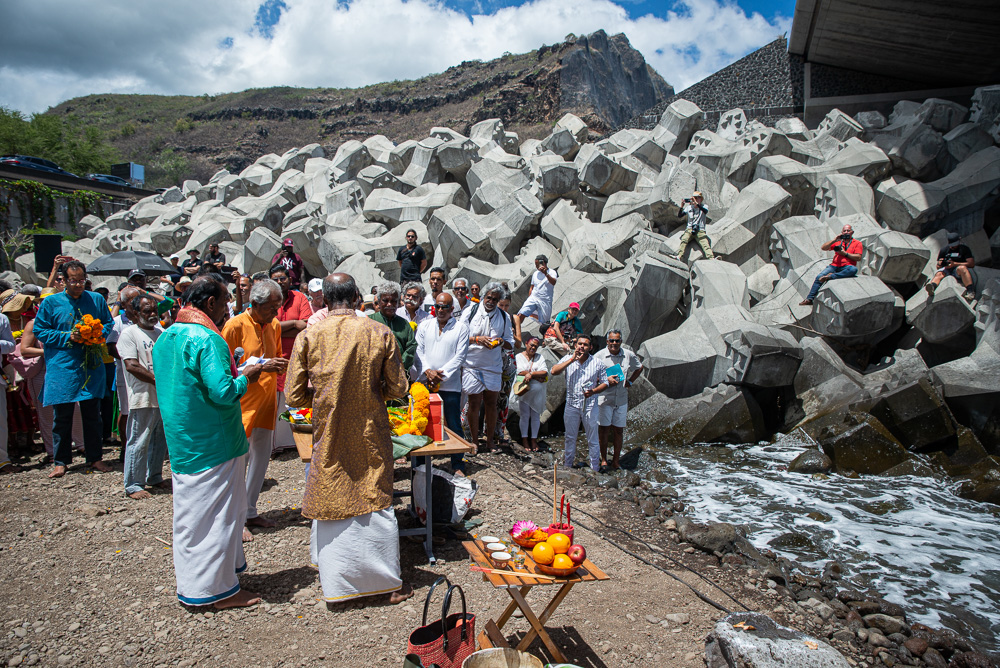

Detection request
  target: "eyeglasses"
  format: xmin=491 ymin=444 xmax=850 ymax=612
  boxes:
xmin=65 ymin=279 xmax=86 ymax=286
xmin=608 ymin=339 xmax=622 ymax=344
xmin=436 ymin=304 xmax=454 ymax=310
xmin=454 ymin=287 xmax=468 ymax=292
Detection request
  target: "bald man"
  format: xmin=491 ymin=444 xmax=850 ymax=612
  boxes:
xmin=799 ymin=223 xmax=863 ymax=306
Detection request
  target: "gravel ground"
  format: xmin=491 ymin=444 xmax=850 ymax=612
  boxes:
xmin=0 ymin=444 xmax=786 ymax=668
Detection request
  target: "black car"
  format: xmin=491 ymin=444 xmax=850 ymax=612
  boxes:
xmin=0 ymin=155 xmax=77 ymax=177
xmin=87 ymin=173 xmax=130 ymax=187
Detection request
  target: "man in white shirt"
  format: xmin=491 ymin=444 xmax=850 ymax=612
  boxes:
xmin=416 ymin=292 xmax=470 ymax=472
xmin=594 ymin=330 xmax=644 ymax=471
xmin=118 ymin=294 xmax=167 ymax=499
xmin=451 ymin=277 xmax=471 ymax=317
xmin=460 ymin=282 xmax=514 ymax=452
xmin=421 ymin=267 xmax=447 ymax=311
xmin=551 ymin=334 xmax=612 ymax=472
xmin=514 ymin=255 xmax=558 ymax=347
xmin=106 ymin=285 xmax=141 ymax=455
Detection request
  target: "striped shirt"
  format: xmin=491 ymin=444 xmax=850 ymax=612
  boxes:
xmin=559 ymin=353 xmax=608 ymax=409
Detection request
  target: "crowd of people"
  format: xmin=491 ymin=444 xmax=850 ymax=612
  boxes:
xmin=0 ymin=230 xmax=648 ymax=610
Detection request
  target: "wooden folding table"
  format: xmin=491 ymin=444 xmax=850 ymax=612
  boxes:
xmin=395 ymin=428 xmax=473 ymax=564
xmin=463 ymin=539 xmax=610 ymax=663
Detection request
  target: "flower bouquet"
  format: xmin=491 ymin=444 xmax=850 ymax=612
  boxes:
xmin=73 ymin=312 xmax=106 ymax=387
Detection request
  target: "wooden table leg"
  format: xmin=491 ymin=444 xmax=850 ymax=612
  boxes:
xmin=509 ymin=587 xmax=565 ymax=663
xmin=495 ymin=586 xmax=532 ymax=629
xmin=516 ymin=582 xmax=574 ymax=654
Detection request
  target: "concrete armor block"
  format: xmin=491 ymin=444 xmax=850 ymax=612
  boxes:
xmin=905 ymin=277 xmax=976 ymax=344
xmin=812 ymin=276 xmax=896 ymax=341
xmin=657 ymin=99 xmax=705 ymax=155
xmin=815 ymin=174 xmax=874 ymax=220
xmin=362 ymin=183 xmax=468 ymax=227
xmin=862 ymin=230 xmax=931 ymax=284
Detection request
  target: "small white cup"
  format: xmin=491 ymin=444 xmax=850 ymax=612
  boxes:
xmin=485 ymin=542 xmax=506 ymax=553
xmin=480 ymin=536 xmax=500 ymax=544
xmin=491 ymin=551 xmax=511 ymax=568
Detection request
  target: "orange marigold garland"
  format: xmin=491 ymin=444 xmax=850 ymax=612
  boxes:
xmin=389 ymin=382 xmax=431 ymax=436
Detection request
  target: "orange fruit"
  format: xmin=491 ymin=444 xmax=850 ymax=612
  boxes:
xmin=547 ymin=533 xmax=571 ymax=554
xmin=531 ymin=542 xmax=555 ymax=565
xmin=551 ymin=554 xmax=574 ymax=569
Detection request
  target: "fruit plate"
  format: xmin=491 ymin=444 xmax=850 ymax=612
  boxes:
xmin=510 ymin=532 xmax=546 ymax=549
xmin=535 ymin=563 xmax=582 ymax=577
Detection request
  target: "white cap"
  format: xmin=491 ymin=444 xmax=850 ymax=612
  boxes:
xmin=169 ymin=253 xmax=179 ymax=260
xmin=307 ymin=278 xmax=323 ymax=292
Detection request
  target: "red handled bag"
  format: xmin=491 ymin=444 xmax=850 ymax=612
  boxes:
xmin=406 ymin=577 xmax=476 ymax=668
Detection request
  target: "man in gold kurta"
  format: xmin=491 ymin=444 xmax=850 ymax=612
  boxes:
xmin=285 ymin=273 xmax=413 ymax=604
xmin=221 ymin=279 xmax=286 ymax=539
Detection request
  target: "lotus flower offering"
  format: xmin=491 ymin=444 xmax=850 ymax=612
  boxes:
xmin=509 ymin=520 xmax=549 ymax=548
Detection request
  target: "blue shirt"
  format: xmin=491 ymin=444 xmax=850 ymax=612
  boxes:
xmin=33 ymin=291 xmax=113 ymax=406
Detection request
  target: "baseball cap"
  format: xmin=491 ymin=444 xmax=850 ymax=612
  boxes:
xmin=947 ymin=232 xmax=961 ymax=243
xmin=308 ymin=278 xmax=323 ymax=292
xmin=569 ymin=302 xmax=581 ymax=310
xmin=187 ymin=248 xmax=200 ymax=254
xmin=692 ymin=191 xmax=703 ymax=198
xmin=128 ymin=269 xmax=146 ymax=279
xmin=283 ymin=238 xmax=294 ymax=247
xmin=169 ymin=253 xmax=179 ymax=260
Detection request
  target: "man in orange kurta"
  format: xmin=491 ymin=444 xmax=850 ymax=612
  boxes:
xmin=222 ymin=279 xmax=286 ymax=535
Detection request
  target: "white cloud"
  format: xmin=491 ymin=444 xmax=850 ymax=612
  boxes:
xmin=0 ymin=0 xmax=789 ymax=114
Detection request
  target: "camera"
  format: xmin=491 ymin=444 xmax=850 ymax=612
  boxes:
xmin=682 ymin=198 xmax=692 ymax=204
xmin=838 ymin=233 xmax=852 ymax=241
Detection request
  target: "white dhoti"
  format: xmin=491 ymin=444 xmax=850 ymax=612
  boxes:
xmin=173 ymin=455 xmax=248 ymax=606
xmin=313 ymin=507 xmax=402 ymax=602
xmin=462 ymin=367 xmax=501 ymax=394
xmin=272 ymin=390 xmax=295 ymax=453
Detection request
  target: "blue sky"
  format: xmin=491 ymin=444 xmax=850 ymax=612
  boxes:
xmin=0 ymin=0 xmax=795 ymax=114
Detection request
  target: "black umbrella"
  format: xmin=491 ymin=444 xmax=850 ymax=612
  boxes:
xmin=87 ymin=250 xmax=177 ymax=276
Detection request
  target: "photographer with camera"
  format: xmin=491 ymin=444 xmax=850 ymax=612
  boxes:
xmin=799 ymin=223 xmax=863 ymax=306
xmin=926 ymin=232 xmax=976 ymax=303
xmin=672 ymin=191 xmax=715 ymax=260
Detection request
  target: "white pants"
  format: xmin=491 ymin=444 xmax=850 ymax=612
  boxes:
xmin=519 ymin=405 xmax=541 ymax=439
xmin=272 ymin=390 xmax=294 ymax=453
xmin=564 ymin=401 xmax=600 ymax=471
xmin=245 ymin=427 xmax=273 ymax=520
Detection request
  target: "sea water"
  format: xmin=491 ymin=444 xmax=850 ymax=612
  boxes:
xmin=648 ymin=432 xmax=1000 ymax=652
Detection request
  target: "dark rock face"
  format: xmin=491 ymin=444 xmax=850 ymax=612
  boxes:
xmin=819 ymin=413 xmax=910 ymax=475
xmin=788 ymin=449 xmax=834 ymax=474
xmin=559 ymin=30 xmax=673 ymax=130
xmin=868 ymin=378 xmax=957 ymax=452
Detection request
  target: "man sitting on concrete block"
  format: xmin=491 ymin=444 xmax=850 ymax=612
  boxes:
xmin=926 ymin=232 xmax=976 ymax=303
xmin=800 ymin=222 xmax=864 ymax=306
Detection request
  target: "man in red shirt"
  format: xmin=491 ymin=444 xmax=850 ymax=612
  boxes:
xmin=270 ymin=265 xmax=310 ymax=452
xmin=799 ymin=223 xmax=864 ymax=306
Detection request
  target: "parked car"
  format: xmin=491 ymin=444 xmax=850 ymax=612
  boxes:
xmin=87 ymin=173 xmax=130 ymax=187
xmin=0 ymin=155 xmax=77 ymax=177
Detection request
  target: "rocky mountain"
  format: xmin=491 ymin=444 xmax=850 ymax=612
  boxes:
xmin=45 ymin=30 xmax=671 ymax=186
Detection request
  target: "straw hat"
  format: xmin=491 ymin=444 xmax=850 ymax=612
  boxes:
xmin=0 ymin=290 xmax=35 ymax=315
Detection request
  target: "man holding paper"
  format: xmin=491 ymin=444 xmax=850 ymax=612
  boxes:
xmin=594 ymin=330 xmax=643 ymax=471
xmin=222 ymin=278 xmax=288 ymax=539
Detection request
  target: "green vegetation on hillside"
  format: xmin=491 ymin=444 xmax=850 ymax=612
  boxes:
xmin=0 ymin=107 xmax=120 ymax=176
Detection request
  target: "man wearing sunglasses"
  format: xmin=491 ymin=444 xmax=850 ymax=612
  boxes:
xmin=451 ymin=277 xmax=470 ymax=316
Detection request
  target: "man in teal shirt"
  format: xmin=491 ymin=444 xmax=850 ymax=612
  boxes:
xmin=369 ymin=281 xmax=417 ymax=374
xmin=34 ymin=260 xmax=114 ymax=478
xmin=153 ymin=277 xmax=265 ymax=609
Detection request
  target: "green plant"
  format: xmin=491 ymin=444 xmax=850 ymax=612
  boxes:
xmin=173 ymin=118 xmax=194 ymax=133
xmin=120 ymin=122 xmax=136 ymax=137
xmin=0 ymin=106 xmax=119 ymax=175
